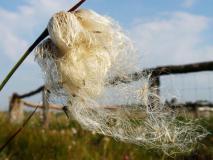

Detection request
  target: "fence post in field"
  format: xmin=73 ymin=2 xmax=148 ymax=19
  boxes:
xmin=9 ymin=93 xmax=24 ymax=124
xmin=150 ymin=74 xmax=160 ymax=107
xmin=42 ymin=87 xmax=49 ymax=128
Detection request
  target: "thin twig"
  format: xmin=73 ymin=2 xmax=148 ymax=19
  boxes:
xmin=0 ymin=0 xmax=86 ymax=92
xmin=0 ymin=106 xmax=38 ymax=153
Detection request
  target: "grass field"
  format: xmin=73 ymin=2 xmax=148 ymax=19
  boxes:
xmin=0 ymin=111 xmax=212 ymax=160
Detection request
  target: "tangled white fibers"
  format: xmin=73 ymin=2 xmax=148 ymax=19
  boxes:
xmin=35 ymin=9 xmax=208 ymax=155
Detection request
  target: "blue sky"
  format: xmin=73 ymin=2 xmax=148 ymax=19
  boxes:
xmin=0 ymin=0 xmax=213 ymax=109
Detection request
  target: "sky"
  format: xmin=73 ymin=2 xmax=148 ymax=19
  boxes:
xmin=0 ymin=0 xmax=213 ymax=109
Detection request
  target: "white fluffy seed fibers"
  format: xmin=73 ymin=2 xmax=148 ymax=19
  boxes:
xmin=35 ymin=9 xmax=208 ymax=155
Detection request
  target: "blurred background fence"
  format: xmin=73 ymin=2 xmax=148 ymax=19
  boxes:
xmin=8 ymin=61 xmax=213 ymax=127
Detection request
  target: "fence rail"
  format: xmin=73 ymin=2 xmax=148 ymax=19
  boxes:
xmin=110 ymin=61 xmax=213 ymax=85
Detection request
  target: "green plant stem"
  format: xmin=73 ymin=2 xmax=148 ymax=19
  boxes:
xmin=0 ymin=0 xmax=86 ymax=92
xmin=0 ymin=29 xmax=48 ymax=92
xmin=0 ymin=106 xmax=38 ymax=153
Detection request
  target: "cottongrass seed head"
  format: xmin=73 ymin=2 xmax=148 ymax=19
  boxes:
xmin=35 ymin=9 xmax=208 ymax=155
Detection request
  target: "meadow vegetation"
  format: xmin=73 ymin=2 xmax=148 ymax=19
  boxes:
xmin=0 ymin=111 xmax=212 ymax=160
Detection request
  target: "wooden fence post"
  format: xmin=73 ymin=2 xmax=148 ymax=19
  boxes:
xmin=42 ymin=87 xmax=49 ymax=128
xmin=150 ymin=74 xmax=160 ymax=95
xmin=150 ymin=74 xmax=160 ymax=108
xmin=9 ymin=93 xmax=24 ymax=124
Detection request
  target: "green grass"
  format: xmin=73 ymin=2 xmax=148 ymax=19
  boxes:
xmin=0 ymin=112 xmax=212 ymax=160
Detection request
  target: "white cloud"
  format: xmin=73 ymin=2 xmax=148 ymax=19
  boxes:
xmin=182 ymin=0 xmax=198 ymax=8
xmin=130 ymin=12 xmax=213 ymax=68
xmin=0 ymin=0 xmax=73 ymax=62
